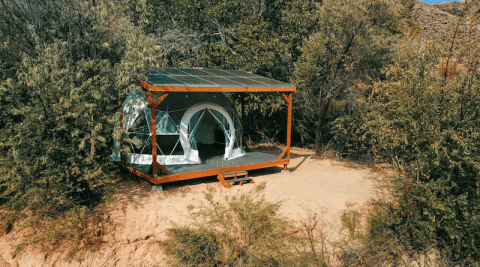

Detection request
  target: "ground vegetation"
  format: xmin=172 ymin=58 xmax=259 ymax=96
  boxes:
xmin=163 ymin=183 xmax=328 ymax=266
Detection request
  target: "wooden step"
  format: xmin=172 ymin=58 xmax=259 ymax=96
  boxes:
xmin=222 ymin=171 xmax=248 ymax=178
xmin=217 ymin=171 xmax=252 ymax=188
xmin=224 ymin=177 xmax=253 ymax=183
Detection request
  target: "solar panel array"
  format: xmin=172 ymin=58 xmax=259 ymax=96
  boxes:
xmin=147 ymin=68 xmax=294 ymax=88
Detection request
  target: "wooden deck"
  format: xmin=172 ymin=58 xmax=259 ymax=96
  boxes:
xmin=121 ymin=151 xmax=289 ymax=185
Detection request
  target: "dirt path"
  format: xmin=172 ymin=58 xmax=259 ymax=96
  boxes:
xmin=0 ymin=148 xmax=382 ymax=267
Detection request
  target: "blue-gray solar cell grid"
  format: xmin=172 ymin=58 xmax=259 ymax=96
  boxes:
xmin=147 ymin=67 xmax=294 ymax=88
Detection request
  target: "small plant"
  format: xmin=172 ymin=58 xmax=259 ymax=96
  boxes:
xmin=162 ymin=182 xmax=328 ymax=266
xmin=341 ymin=210 xmax=362 ymax=241
xmin=297 ymin=208 xmax=334 ymax=265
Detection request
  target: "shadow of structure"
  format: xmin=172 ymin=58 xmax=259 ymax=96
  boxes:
xmin=113 ymin=170 xmax=214 ymax=212
xmin=246 ymin=145 xmax=310 ymax=174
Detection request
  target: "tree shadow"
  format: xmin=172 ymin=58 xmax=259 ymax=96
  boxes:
xmin=110 ymin=171 xmax=153 ymax=213
xmin=111 ymin=169 xmax=224 ymax=214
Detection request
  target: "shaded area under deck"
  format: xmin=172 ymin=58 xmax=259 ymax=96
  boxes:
xmin=122 ymin=151 xmax=289 ymax=185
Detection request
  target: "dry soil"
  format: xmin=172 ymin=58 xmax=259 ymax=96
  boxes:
xmin=0 ymin=147 xmax=388 ymax=267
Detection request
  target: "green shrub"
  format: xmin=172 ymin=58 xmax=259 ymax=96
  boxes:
xmin=0 ymin=0 xmax=162 ymax=214
xmin=337 ymin=31 xmax=480 ymax=264
xmin=293 ymin=0 xmax=404 ymax=153
xmin=162 ymin=183 xmax=328 ymax=266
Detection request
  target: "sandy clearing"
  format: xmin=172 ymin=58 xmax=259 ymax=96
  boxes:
xmin=0 ymin=148 xmax=383 ymax=267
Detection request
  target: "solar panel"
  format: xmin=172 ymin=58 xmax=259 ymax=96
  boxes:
xmin=224 ymin=70 xmax=263 ymax=78
xmin=146 ymin=67 xmax=295 ymax=90
xmin=175 ymin=68 xmax=211 ymax=76
xmin=201 ymin=69 xmax=239 ymax=77
xmin=148 ymin=74 xmax=185 ymax=85
xmin=227 ymin=77 xmax=269 ymax=86
xmin=161 ymin=68 xmax=189 ymax=75
xmin=199 ymin=76 xmax=244 ymax=86
xmin=170 ymin=75 xmax=217 ymax=86
xmin=250 ymin=77 xmax=292 ymax=86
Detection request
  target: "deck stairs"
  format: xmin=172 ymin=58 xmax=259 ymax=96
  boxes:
xmin=217 ymin=171 xmax=252 ymax=188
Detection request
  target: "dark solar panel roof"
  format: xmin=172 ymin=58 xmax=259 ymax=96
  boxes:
xmin=145 ymin=68 xmax=295 ymax=90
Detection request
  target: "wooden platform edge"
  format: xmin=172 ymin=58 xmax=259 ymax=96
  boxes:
xmin=120 ymin=163 xmax=158 ymax=184
xmin=120 ymin=158 xmax=290 ymax=185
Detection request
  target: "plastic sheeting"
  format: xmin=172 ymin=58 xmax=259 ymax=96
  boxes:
xmin=112 ymin=90 xmax=245 ymax=165
xmin=179 ymin=102 xmax=237 ymax=163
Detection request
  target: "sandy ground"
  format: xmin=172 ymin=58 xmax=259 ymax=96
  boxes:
xmin=0 ymin=148 xmax=385 ymax=267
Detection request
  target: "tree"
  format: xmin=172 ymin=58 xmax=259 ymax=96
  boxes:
xmin=294 ymin=0 xmax=403 ymax=154
xmin=125 ymin=0 xmax=321 ymax=145
xmin=336 ymin=1 xmax=480 ymax=262
xmin=0 ymin=0 xmax=162 ymax=213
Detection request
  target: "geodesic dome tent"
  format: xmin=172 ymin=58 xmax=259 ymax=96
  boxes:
xmin=113 ymin=89 xmax=245 ymax=165
xmin=112 ymin=67 xmax=295 ymax=185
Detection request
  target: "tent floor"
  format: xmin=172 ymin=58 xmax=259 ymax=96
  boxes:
xmin=121 ymin=151 xmax=289 ymax=185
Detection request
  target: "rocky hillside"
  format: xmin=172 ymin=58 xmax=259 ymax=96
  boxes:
xmin=412 ymin=1 xmax=479 ymax=39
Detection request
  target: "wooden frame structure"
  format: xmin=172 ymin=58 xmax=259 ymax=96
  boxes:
xmin=118 ymin=68 xmax=295 ymax=185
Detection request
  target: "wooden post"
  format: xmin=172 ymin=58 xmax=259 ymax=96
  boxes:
xmin=151 ymin=97 xmax=158 ymax=177
xmin=286 ymin=93 xmax=292 ymax=159
xmin=281 ymin=93 xmax=293 ymax=171
xmin=119 ymin=93 xmax=127 ymax=164
xmin=241 ymin=92 xmax=245 ymax=149
xmin=148 ymin=92 xmax=169 ymax=177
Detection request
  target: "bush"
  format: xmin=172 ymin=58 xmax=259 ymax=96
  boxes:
xmin=0 ymin=1 xmax=162 ymax=214
xmin=293 ymin=0 xmax=403 ymax=154
xmin=162 ymin=183 xmax=328 ymax=266
xmin=336 ymin=30 xmax=480 ymax=264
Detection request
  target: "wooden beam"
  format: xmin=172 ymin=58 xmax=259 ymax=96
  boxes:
xmin=286 ymin=93 xmax=292 ymax=156
xmin=155 ymin=162 xmax=172 ymax=176
xmin=217 ymin=174 xmax=230 ymax=188
xmin=281 ymin=93 xmax=292 ymax=105
xmin=153 ymin=93 xmax=169 ymax=108
xmin=241 ymin=92 xmax=245 ymax=149
xmin=141 ymin=87 xmax=151 ymax=99
xmin=148 ymin=91 xmax=156 ymax=103
xmin=121 ymin=164 xmax=158 ymax=184
xmin=278 ymin=147 xmax=289 ymax=160
xmin=284 ymin=93 xmax=292 ymax=171
xmin=140 ymin=81 xmax=296 ymax=93
xmin=154 ymin=159 xmax=290 ymax=184
xmin=144 ymin=92 xmax=169 ymax=176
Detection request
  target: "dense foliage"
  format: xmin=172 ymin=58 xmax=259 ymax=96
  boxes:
xmin=126 ymin=0 xmax=323 ymax=145
xmin=332 ymin=4 xmax=480 ymax=263
xmin=0 ymin=0 xmax=161 ymax=213
xmin=294 ymin=0 xmax=404 ymax=153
